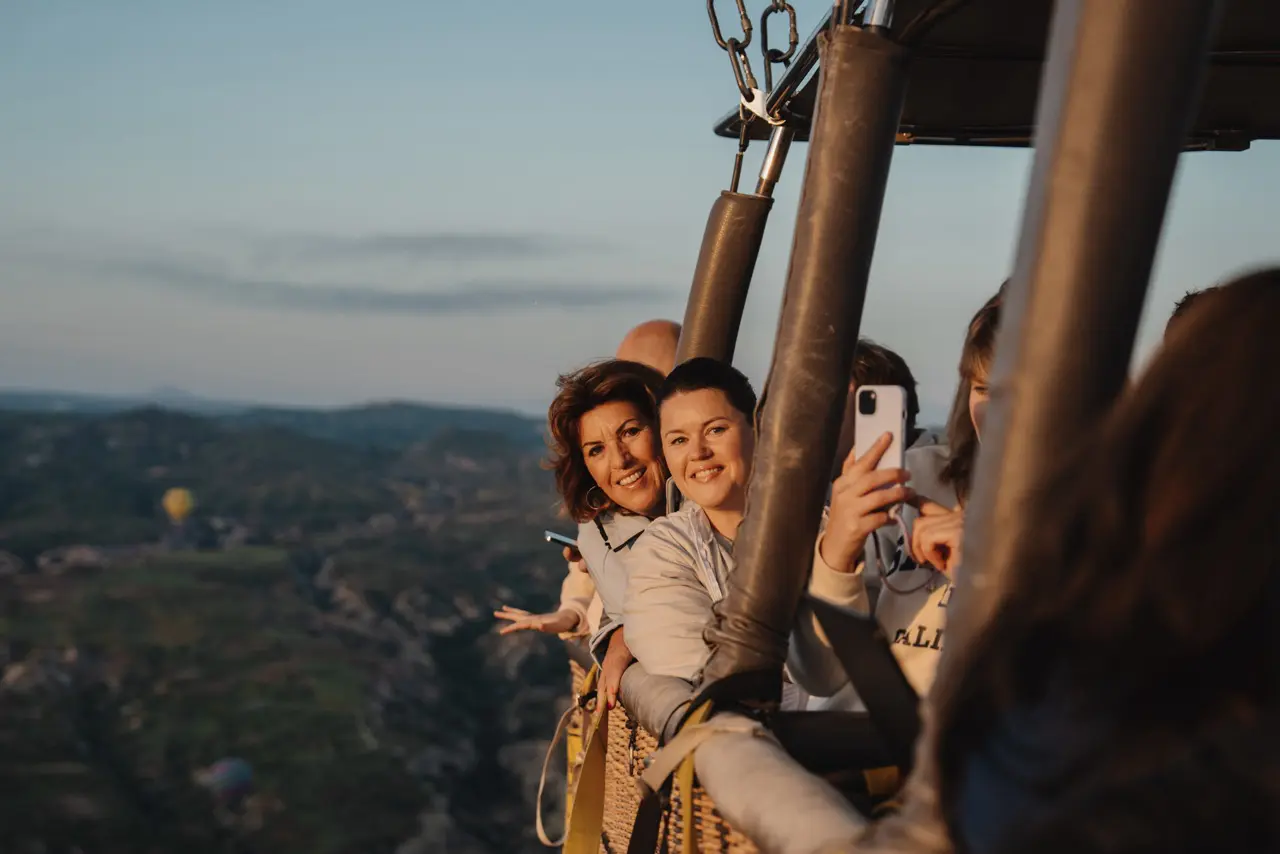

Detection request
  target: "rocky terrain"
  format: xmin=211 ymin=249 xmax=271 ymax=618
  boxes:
xmin=0 ymin=402 xmax=578 ymax=853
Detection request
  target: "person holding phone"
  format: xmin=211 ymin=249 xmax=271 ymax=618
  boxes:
xmin=807 ymin=287 xmax=1003 ymax=710
xmin=494 ymin=358 xmax=669 ymax=709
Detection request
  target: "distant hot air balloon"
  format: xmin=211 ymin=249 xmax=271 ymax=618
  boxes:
xmin=162 ymin=487 xmax=195 ymax=525
xmin=198 ymin=757 xmax=254 ymax=807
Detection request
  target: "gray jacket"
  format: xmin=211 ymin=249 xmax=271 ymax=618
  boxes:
xmin=623 ymin=501 xmax=867 ymax=694
xmin=576 ymin=511 xmax=651 ymax=660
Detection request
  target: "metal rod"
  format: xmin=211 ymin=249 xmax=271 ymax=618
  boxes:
xmin=872 ymin=0 xmax=1225 ymax=840
xmin=863 ymin=0 xmax=894 ymax=32
xmin=755 ymin=126 xmax=796 ymax=196
xmin=697 ymin=25 xmax=911 ymax=701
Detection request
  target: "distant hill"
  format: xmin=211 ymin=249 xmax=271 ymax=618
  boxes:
xmin=0 ymin=402 xmax=569 ymax=852
xmin=224 ymin=402 xmax=544 ymax=451
xmin=0 ymin=390 xmax=547 ymax=451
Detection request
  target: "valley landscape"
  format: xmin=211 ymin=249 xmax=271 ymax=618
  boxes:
xmin=0 ymin=391 xmax=575 ymax=853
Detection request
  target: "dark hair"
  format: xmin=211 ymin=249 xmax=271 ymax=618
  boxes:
xmin=852 ymin=339 xmax=920 ymax=436
xmin=939 ymin=285 xmax=1005 ymax=504
xmin=546 ymin=359 xmax=665 ymax=523
xmin=936 ymin=269 xmax=1280 ymax=845
xmin=1166 ymin=284 xmax=1224 ymax=334
xmin=657 ymin=357 xmax=757 ymax=419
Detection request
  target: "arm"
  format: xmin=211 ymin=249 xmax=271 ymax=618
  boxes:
xmin=494 ymin=546 xmax=591 ymax=637
xmin=555 ymin=561 xmax=596 ymax=639
xmin=599 ymin=627 xmax=633 ymax=710
xmin=624 ymin=524 xmax=718 ymax=682
xmin=787 ymin=525 xmax=873 ymax=697
xmin=787 ymin=434 xmax=910 ymax=696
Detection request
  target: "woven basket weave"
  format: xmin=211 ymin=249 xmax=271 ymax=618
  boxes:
xmin=565 ymin=660 xmax=757 ymax=854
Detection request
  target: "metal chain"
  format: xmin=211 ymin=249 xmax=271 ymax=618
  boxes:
xmin=759 ymin=1 xmax=798 ymax=93
xmin=706 ymin=0 xmax=760 ymax=102
xmin=729 ymin=105 xmax=756 ymax=193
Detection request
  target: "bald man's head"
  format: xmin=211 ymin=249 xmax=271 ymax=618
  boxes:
xmin=616 ymin=319 xmax=682 ymax=376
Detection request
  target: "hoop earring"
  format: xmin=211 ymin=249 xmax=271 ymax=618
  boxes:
xmin=586 ymin=486 xmax=609 ymax=512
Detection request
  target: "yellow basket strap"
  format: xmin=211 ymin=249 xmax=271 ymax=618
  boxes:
xmin=563 ymin=665 xmax=610 ymax=854
xmin=677 ymin=702 xmax=714 ymax=854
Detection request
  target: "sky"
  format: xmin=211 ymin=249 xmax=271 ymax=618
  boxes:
xmin=2 ymin=1 xmax=1277 ymax=422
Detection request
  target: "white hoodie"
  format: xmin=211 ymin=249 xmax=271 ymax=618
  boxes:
xmin=807 ymin=442 xmax=957 ymax=711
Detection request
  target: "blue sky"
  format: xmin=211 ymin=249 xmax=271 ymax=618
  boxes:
xmin=2 ymin=1 xmax=1277 ymax=421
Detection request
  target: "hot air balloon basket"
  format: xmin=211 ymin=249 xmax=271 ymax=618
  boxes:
xmin=566 ymin=661 xmax=757 ymax=853
xmin=665 ymin=783 xmax=758 ymax=854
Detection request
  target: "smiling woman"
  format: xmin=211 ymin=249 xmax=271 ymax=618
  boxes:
xmin=657 ymin=358 xmax=758 ymax=538
xmin=494 ymin=358 xmax=668 ymax=706
xmin=623 ymin=358 xmax=866 ymax=698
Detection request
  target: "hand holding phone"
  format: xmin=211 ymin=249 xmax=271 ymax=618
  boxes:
xmin=544 ymin=530 xmax=578 ymax=549
xmin=822 ymin=410 xmax=915 ymax=573
xmin=852 ymin=385 xmax=907 ymax=477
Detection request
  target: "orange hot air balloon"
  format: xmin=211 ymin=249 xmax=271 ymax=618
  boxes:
xmin=162 ymin=487 xmax=195 ymax=524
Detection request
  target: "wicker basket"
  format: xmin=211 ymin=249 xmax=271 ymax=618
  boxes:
xmin=585 ymin=675 xmax=757 ymax=853
xmin=668 ymin=781 xmax=759 ymax=854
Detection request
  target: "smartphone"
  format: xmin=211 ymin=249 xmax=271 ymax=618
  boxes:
xmin=852 ymin=385 xmax=907 ymax=477
xmin=544 ymin=530 xmax=578 ymax=549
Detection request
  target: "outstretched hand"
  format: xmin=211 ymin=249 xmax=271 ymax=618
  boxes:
xmin=493 ymin=605 xmax=581 ymax=636
xmin=820 ymin=433 xmax=914 ymax=573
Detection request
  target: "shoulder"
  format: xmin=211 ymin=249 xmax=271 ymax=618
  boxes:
xmin=630 ymin=505 xmax=703 ymax=570
xmin=906 ymin=443 xmax=956 ymax=507
xmin=577 ymin=516 xmax=606 ymax=547
xmin=643 ymin=502 xmax=703 ymax=540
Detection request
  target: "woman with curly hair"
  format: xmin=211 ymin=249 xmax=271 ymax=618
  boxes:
xmin=495 ymin=359 xmax=668 ymax=707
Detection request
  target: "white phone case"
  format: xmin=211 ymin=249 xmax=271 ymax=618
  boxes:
xmin=852 ymin=385 xmax=907 ymax=475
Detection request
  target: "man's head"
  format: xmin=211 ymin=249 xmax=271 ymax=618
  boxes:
xmin=1166 ymin=285 xmax=1223 ymax=337
xmin=834 ymin=339 xmax=921 ymax=467
xmin=656 ymin=358 xmax=757 ymax=515
xmin=616 ymin=320 xmax=682 ymax=376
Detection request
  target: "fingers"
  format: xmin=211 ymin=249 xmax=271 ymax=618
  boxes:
xmin=493 ymin=606 xmax=531 ymax=621
xmin=831 ymin=467 xmax=909 ymax=504
xmin=851 ymin=484 xmax=914 ymax=517
xmin=842 ymin=431 xmax=893 ymax=476
xmin=911 ymin=497 xmax=953 ymax=516
xmin=498 ymin=617 xmax=538 ymax=635
xmin=563 ymin=545 xmax=583 ymax=563
xmin=910 ymin=517 xmax=964 ymax=573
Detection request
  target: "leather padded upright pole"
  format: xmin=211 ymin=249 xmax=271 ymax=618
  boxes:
xmin=675 ymin=191 xmax=774 ymax=365
xmin=941 ymin=0 xmax=1225 ymax=685
xmin=697 ymin=26 xmax=911 ymax=699
xmin=860 ymin=2 xmax=1224 ymax=850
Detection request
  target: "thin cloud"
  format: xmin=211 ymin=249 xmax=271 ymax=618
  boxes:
xmin=106 ymin=256 xmax=667 ymax=315
xmin=251 ymin=231 xmax=609 ymax=263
